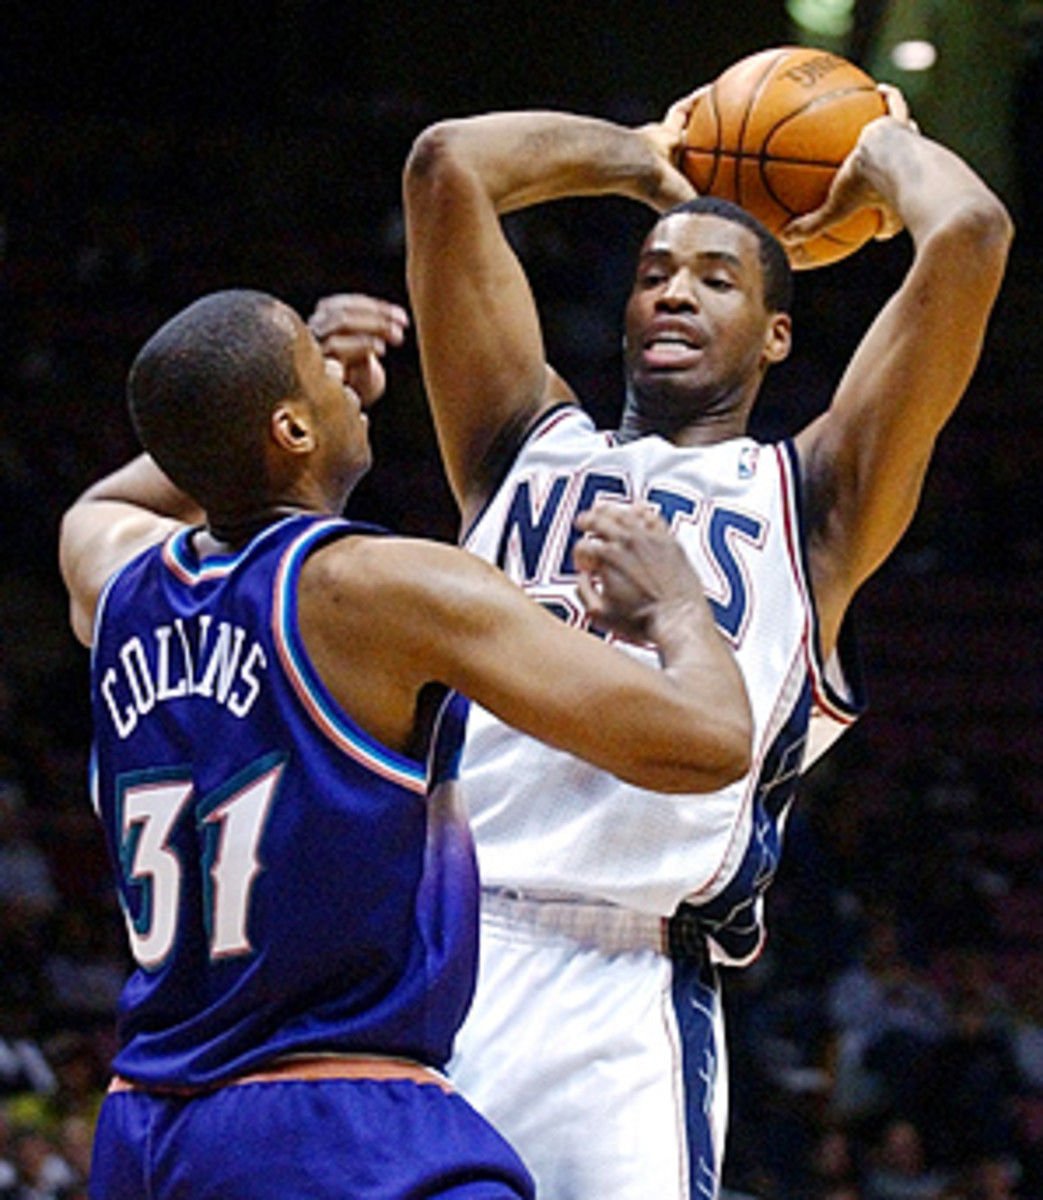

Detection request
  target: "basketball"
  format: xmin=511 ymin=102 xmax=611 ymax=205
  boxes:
xmin=682 ymin=46 xmax=888 ymax=268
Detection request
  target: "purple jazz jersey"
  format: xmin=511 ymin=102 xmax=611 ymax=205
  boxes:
xmin=89 ymin=514 xmax=478 ymax=1088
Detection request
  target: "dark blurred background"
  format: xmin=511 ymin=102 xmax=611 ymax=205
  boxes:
xmin=0 ymin=2 xmax=1040 ymax=1198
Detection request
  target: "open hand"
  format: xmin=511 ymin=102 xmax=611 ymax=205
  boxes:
xmin=308 ymin=294 xmax=410 ymax=406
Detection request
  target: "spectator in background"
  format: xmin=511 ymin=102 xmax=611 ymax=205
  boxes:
xmin=914 ymin=996 xmax=1025 ymax=1178
xmin=863 ymin=1118 xmax=950 ymax=1200
xmin=808 ymin=1125 xmax=864 ymax=1198
xmin=0 ymin=775 xmax=57 ymax=933
xmin=6 ymin=1125 xmax=81 ymax=1200
xmin=52 ymin=1120 xmax=91 ymax=1196
xmin=40 ymin=911 xmax=125 ymax=1033
xmin=3 ymin=1035 xmax=105 ymax=1146
xmin=1010 ymin=970 xmax=1043 ymax=1094
xmin=827 ymin=910 xmax=950 ymax=1124
xmin=0 ymin=1113 xmax=17 ymax=1200
xmin=0 ymin=1018 xmax=55 ymax=1103
xmin=961 ymin=1157 xmax=1021 ymax=1200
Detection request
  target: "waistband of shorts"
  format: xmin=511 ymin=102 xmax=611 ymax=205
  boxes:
xmin=481 ymin=888 xmax=709 ymax=965
xmin=108 ymin=1053 xmax=453 ymax=1097
xmin=480 ymin=886 xmax=671 ymax=954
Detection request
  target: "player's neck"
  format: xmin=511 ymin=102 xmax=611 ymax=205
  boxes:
xmin=202 ymin=504 xmax=321 ymax=552
xmin=617 ymin=404 xmax=747 ymax=448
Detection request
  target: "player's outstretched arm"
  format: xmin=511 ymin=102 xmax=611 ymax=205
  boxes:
xmin=787 ymin=115 xmax=1013 ymax=656
xmin=59 ymin=455 xmax=204 ymax=647
xmin=300 ymin=505 xmax=751 ymax=794
xmin=401 ymin=110 xmax=696 ymax=524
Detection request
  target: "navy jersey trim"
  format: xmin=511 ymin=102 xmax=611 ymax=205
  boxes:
xmin=671 ymin=956 xmax=722 ymax=1199
xmin=460 ymin=402 xmax=583 ymax=547
xmin=778 ymin=438 xmax=866 ymax=722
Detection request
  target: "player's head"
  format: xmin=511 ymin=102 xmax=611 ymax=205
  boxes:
xmin=664 ymin=197 xmax=793 ymax=313
xmin=621 ymin=197 xmax=792 ymax=436
xmin=128 ymin=289 xmax=372 ymax=517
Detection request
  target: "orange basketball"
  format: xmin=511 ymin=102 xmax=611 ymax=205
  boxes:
xmin=682 ymin=46 xmax=888 ymax=268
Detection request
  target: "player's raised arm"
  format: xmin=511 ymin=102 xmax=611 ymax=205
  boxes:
xmin=400 ymin=108 xmax=696 ymax=523
xmin=787 ymin=114 xmax=1013 ymax=655
xmin=302 ymin=503 xmax=751 ymax=796
xmin=59 ymin=455 xmax=204 ymax=647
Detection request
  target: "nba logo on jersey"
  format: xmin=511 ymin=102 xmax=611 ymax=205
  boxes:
xmin=738 ymin=445 xmax=759 ymax=479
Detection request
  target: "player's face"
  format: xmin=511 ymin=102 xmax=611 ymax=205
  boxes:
xmin=623 ymin=213 xmax=788 ymax=427
xmin=292 ymin=322 xmax=373 ymax=504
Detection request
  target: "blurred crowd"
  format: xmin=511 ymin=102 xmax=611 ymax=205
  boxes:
xmin=0 ymin=74 xmax=1040 ymax=1200
xmin=721 ymin=731 xmax=1043 ymax=1198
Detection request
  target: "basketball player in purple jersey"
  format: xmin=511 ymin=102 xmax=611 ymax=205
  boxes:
xmin=315 ymin=84 xmax=1011 ymax=1199
xmin=59 ymin=289 xmax=753 ymax=1199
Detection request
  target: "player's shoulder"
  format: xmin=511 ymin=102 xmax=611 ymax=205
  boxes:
xmin=299 ymin=532 xmax=507 ymax=654
xmin=60 ymin=504 xmax=184 ymax=646
xmin=302 ymin=532 xmax=483 ymax=604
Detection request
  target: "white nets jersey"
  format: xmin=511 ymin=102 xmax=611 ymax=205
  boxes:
xmin=461 ymin=406 xmax=863 ymax=963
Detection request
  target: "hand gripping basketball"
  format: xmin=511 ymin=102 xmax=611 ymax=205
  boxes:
xmin=681 ymin=46 xmax=891 ymax=267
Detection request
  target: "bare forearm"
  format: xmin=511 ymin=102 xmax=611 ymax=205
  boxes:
xmin=571 ymin=503 xmax=752 ymax=789
xmin=60 ymin=456 xmax=203 ymax=647
xmin=648 ymin=598 xmax=753 ymax=785
xmin=852 ymin=120 xmax=1013 ymax=256
xmin=77 ymin=454 xmax=205 ymax=523
xmin=406 ymin=111 xmax=690 ymax=215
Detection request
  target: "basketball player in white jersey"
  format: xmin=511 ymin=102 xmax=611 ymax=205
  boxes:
xmin=313 ymin=86 xmax=1012 ymax=1200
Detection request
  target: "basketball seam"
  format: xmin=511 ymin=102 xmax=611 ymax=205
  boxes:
xmin=708 ymin=84 xmax=722 ymax=194
xmin=760 ymin=85 xmax=882 ymax=162
xmin=682 ymin=49 xmax=884 ymax=262
xmin=735 ymin=49 xmax=792 ymax=208
xmin=700 ymin=150 xmax=852 ymax=168
xmin=757 ymin=85 xmax=883 ymax=223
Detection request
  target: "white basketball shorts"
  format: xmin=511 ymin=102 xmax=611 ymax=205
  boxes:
xmin=449 ymin=889 xmax=728 ymax=1200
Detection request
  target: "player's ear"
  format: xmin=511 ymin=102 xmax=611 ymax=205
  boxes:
xmin=271 ymin=399 xmax=315 ymax=454
xmin=763 ymin=312 xmax=791 ymax=365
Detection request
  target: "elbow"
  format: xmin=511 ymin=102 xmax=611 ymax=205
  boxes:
xmin=693 ymin=676 xmax=755 ymax=791
xmin=624 ymin=708 xmax=753 ymax=796
xmin=691 ymin=709 xmax=753 ymax=792
xmin=662 ymin=679 xmax=754 ymax=794
xmin=57 ymin=507 xmax=80 ymax=591
xmin=716 ymin=721 xmax=754 ymax=787
xmin=962 ymin=190 xmax=1015 ymax=261
xmin=404 ymin=121 xmax=471 ymax=208
xmin=930 ymin=189 xmax=1015 ymax=272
